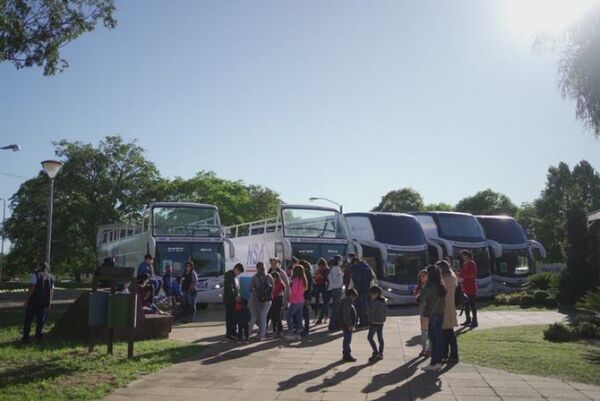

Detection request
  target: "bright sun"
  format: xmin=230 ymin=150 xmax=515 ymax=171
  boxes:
xmin=502 ymin=0 xmax=600 ymax=39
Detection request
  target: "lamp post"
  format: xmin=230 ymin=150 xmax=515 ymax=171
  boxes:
xmin=41 ymin=160 xmax=63 ymax=271
xmin=0 ymin=198 xmax=5 ymax=283
xmin=1 ymin=144 xmax=21 ymax=152
xmin=309 ymin=197 xmax=343 ymax=213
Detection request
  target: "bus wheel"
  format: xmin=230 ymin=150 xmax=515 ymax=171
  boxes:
xmin=196 ymin=303 xmax=208 ymax=310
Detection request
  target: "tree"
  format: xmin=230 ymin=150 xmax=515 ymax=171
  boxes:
xmin=0 ymin=0 xmax=116 ymax=75
xmin=372 ymin=188 xmax=424 ymax=213
xmin=424 ymin=202 xmax=454 ymax=212
xmin=455 ymin=189 xmax=518 ymax=216
xmin=556 ymin=5 xmax=600 ymax=136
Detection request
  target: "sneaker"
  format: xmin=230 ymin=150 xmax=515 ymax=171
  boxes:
xmin=368 ymin=353 xmax=379 ymax=362
xmin=446 ymin=357 xmax=459 ymax=364
xmin=422 ymin=363 xmax=443 ymax=372
xmin=377 ymin=353 xmax=384 ymax=360
xmin=419 ymin=350 xmax=427 ymax=357
xmin=284 ymin=334 xmax=297 ymax=341
xmin=259 ymin=336 xmax=266 ymax=341
xmin=343 ymin=356 xmax=357 ymax=362
xmin=470 ymin=321 xmax=478 ymax=328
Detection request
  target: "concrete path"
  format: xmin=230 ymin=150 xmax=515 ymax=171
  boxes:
xmin=105 ymin=308 xmax=600 ymax=401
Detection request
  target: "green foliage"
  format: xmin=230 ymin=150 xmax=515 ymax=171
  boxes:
xmin=0 ymin=0 xmax=117 ymax=75
xmin=520 ymin=294 xmax=535 ymax=308
xmin=455 ymin=189 xmax=518 ymax=216
xmin=545 ymin=295 xmax=558 ymax=308
xmin=573 ymin=321 xmax=600 ymax=339
xmin=372 ymin=187 xmax=424 ymax=213
xmin=533 ymin=290 xmax=550 ymax=304
xmin=577 ymin=287 xmax=600 ymax=319
xmin=423 ymin=202 xmax=454 ymax=211
xmin=543 ymin=322 xmax=574 ymax=342
xmin=528 ymin=272 xmax=559 ymax=291
xmin=494 ymin=292 xmax=523 ymax=306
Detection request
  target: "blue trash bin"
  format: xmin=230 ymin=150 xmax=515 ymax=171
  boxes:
xmin=89 ymin=292 xmax=109 ymax=326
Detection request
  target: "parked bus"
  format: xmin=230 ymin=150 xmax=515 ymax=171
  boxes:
xmin=96 ymin=202 xmax=235 ymax=303
xmin=226 ymin=204 xmax=361 ymax=296
xmin=477 ymin=215 xmax=546 ymax=293
xmin=411 ymin=211 xmax=495 ymax=298
xmin=345 ymin=212 xmax=431 ymax=305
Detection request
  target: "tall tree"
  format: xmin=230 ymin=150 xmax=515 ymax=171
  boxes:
xmin=0 ymin=0 xmax=116 ymax=75
xmin=455 ymin=189 xmax=518 ymax=216
xmin=372 ymin=188 xmax=424 ymax=213
xmin=424 ymin=202 xmax=454 ymax=212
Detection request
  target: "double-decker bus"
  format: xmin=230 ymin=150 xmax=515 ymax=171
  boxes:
xmin=345 ymin=212 xmax=431 ymax=305
xmin=226 ymin=205 xmax=361 ymax=296
xmin=96 ymin=202 xmax=235 ymax=303
xmin=411 ymin=211 xmax=495 ymax=298
xmin=477 ymin=215 xmax=546 ymax=293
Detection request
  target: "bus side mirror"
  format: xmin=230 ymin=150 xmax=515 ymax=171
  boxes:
xmin=224 ymin=238 xmax=235 ymax=259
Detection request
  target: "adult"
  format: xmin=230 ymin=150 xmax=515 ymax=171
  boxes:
xmin=22 ymin=261 xmax=54 ymax=342
xmin=349 ymin=256 xmax=374 ymax=327
xmin=343 ymin=253 xmax=355 ymax=289
xmin=327 ymin=255 xmax=344 ymax=331
xmin=438 ymin=260 xmax=459 ymax=364
xmin=420 ymin=264 xmax=447 ymax=372
xmin=314 ymin=258 xmax=330 ymax=324
xmin=286 ymin=256 xmax=299 ymax=278
xmin=162 ymin=264 xmax=174 ymax=297
xmin=299 ymin=260 xmax=314 ymax=336
xmin=224 ymin=263 xmax=244 ymax=340
xmin=248 ymin=262 xmax=274 ymax=340
xmin=459 ymin=250 xmax=478 ymax=328
xmin=137 ymin=254 xmax=162 ymax=296
xmin=181 ymin=261 xmax=198 ymax=322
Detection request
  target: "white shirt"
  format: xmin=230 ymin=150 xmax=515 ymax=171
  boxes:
xmin=328 ymin=265 xmax=343 ymax=290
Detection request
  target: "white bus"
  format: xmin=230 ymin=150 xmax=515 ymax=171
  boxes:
xmin=345 ymin=212 xmax=431 ymax=305
xmin=96 ymin=202 xmax=235 ymax=303
xmin=226 ymin=205 xmax=362 ymax=296
xmin=476 ymin=215 xmax=546 ymax=293
xmin=411 ymin=211 xmax=495 ymax=298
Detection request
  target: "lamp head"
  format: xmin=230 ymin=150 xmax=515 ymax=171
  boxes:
xmin=1 ymin=144 xmax=20 ymax=152
xmin=309 ymin=197 xmax=319 ymax=201
xmin=41 ymin=160 xmax=63 ymax=179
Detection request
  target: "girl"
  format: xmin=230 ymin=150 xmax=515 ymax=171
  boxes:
xmin=181 ymin=261 xmax=198 ymax=323
xmin=270 ymin=271 xmax=286 ymax=336
xmin=438 ymin=260 xmax=459 ymax=364
xmin=285 ymin=265 xmax=307 ymax=340
xmin=300 ymin=260 xmax=314 ymax=336
xmin=315 ymin=258 xmax=330 ymax=324
xmin=421 ymin=264 xmax=447 ymax=372
xmin=414 ymin=269 xmax=430 ymax=357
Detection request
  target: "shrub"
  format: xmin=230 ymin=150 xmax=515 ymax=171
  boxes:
xmin=574 ymin=321 xmax=600 ymax=339
xmin=576 ymin=287 xmax=600 ymax=319
xmin=528 ymin=272 xmax=559 ymax=291
xmin=494 ymin=294 xmax=508 ymax=305
xmin=533 ymin=290 xmax=550 ymax=305
xmin=543 ymin=323 xmax=574 ymax=342
xmin=544 ymin=295 xmax=558 ymax=308
xmin=520 ymin=294 xmax=535 ymax=308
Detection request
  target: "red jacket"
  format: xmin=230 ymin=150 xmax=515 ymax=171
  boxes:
xmin=459 ymin=260 xmax=478 ymax=296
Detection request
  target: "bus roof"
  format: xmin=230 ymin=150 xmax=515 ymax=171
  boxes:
xmin=150 ymin=202 xmax=218 ymax=210
xmin=281 ymin=204 xmax=340 ymax=213
xmin=345 ymin=212 xmax=426 ymax=246
xmin=476 ymin=215 xmax=528 ymax=245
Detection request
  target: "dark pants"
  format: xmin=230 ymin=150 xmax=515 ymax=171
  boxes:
xmin=270 ymin=296 xmax=283 ymax=333
xmin=368 ymin=324 xmax=384 ymax=354
xmin=442 ymin=329 xmax=459 ymax=360
xmin=428 ymin=314 xmax=444 ymax=365
xmin=315 ymin=286 xmax=329 ymax=320
xmin=328 ymin=288 xmax=342 ymax=330
xmin=302 ymin=303 xmax=310 ymax=335
xmin=23 ymin=302 xmax=48 ymax=340
xmin=225 ymin=302 xmax=236 ymax=337
xmin=237 ymin=323 xmax=249 ymax=340
xmin=354 ymin=291 xmax=370 ymax=326
xmin=464 ymin=294 xmax=478 ymax=323
xmin=342 ymin=329 xmax=353 ymax=358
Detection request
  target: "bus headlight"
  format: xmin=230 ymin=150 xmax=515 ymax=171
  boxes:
xmin=212 ymin=282 xmax=223 ymax=290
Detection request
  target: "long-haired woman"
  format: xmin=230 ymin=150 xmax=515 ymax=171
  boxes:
xmin=285 ymin=265 xmax=307 ymax=340
xmin=420 ymin=264 xmax=447 ymax=371
xmin=437 ymin=260 xmax=459 ymax=364
xmin=181 ymin=261 xmax=198 ymax=322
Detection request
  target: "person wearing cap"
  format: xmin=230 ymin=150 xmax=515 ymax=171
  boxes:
xmin=22 ymin=261 xmax=54 ymax=342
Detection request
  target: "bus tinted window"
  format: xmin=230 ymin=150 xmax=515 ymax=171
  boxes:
xmin=370 ymin=215 xmax=426 ymax=246
xmin=437 ymin=215 xmax=485 ymax=241
xmin=282 ymin=208 xmax=347 ymax=239
xmin=478 ymin=218 xmax=527 ymax=245
xmin=153 ymin=206 xmax=221 ymax=237
xmin=155 ymin=242 xmax=224 ymax=277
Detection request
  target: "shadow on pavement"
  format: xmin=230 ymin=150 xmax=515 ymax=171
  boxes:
xmin=278 ymin=360 xmax=346 ymax=391
xmin=305 ymin=362 xmax=371 ymax=392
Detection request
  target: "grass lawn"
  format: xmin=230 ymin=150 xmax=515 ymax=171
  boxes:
xmin=0 ymin=309 xmax=204 ymax=401
xmin=458 ymin=324 xmax=600 ymax=385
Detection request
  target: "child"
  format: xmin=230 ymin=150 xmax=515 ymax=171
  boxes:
xmin=414 ymin=269 xmax=430 ymax=357
xmin=340 ymin=288 xmax=358 ymax=362
xmin=234 ymin=298 xmax=251 ymax=343
xmin=367 ymin=286 xmax=387 ymax=362
xmin=285 ymin=265 xmax=307 ymax=340
xmin=270 ymin=271 xmax=285 ymax=336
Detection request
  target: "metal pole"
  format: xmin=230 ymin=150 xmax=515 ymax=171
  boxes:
xmin=46 ymin=179 xmax=54 ymax=271
xmin=0 ymin=198 xmax=5 ymax=283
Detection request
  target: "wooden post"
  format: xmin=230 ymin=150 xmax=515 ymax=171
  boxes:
xmin=88 ymin=277 xmax=98 ymax=353
xmin=127 ymin=280 xmax=137 ymax=359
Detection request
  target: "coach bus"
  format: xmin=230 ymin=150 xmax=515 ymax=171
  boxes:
xmin=345 ymin=212 xmax=432 ymax=305
xmin=96 ymin=202 xmax=235 ymax=303
xmin=411 ymin=211 xmax=495 ymax=298
xmin=477 ymin=215 xmax=546 ymax=293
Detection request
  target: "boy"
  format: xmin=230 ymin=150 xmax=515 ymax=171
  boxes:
xmin=367 ymin=286 xmax=387 ymax=362
xmin=234 ymin=298 xmax=251 ymax=343
xmin=340 ymin=288 xmax=358 ymax=362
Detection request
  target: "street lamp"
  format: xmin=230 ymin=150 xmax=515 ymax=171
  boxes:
xmin=41 ymin=160 xmax=63 ymax=270
xmin=0 ymin=198 xmax=5 ymax=283
xmin=309 ymin=197 xmax=343 ymax=213
xmin=1 ymin=144 xmax=21 ymax=152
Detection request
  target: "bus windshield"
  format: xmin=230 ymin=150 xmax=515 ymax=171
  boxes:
xmin=153 ymin=206 xmax=222 ymax=237
xmin=371 ymin=214 xmax=426 ymax=246
xmin=384 ymin=252 xmax=428 ymax=285
xmin=282 ymin=208 xmax=348 ymax=239
xmin=479 ymin=218 xmax=527 ymax=245
xmin=437 ymin=214 xmax=485 ymax=241
xmin=155 ymin=242 xmax=225 ymax=277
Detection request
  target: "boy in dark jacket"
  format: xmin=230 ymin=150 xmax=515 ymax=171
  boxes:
xmin=340 ymin=288 xmax=358 ymax=362
xmin=367 ymin=286 xmax=387 ymax=361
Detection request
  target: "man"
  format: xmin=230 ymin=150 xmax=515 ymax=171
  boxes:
xmin=349 ymin=255 xmax=374 ymax=327
xmin=137 ymin=254 xmax=162 ymax=296
xmin=459 ymin=250 xmax=478 ymax=328
xmin=224 ymin=263 xmax=244 ymax=340
xmin=22 ymin=261 xmax=54 ymax=342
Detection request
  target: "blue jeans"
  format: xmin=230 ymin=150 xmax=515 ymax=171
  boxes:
xmin=328 ymin=288 xmax=342 ymax=330
xmin=354 ymin=292 xmax=371 ymax=326
xmin=428 ymin=314 xmax=444 ymax=365
xmin=368 ymin=324 xmax=384 ymax=354
xmin=286 ymin=303 xmax=304 ymax=334
xmin=343 ymin=329 xmax=353 ymax=358
xmin=182 ymin=291 xmax=197 ymax=321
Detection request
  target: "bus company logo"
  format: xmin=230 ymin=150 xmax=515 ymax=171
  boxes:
xmin=246 ymin=242 xmax=266 ymax=266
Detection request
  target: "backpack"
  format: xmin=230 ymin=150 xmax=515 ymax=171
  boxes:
xmin=257 ymin=276 xmax=273 ymax=303
xmin=32 ymin=272 xmax=53 ymax=307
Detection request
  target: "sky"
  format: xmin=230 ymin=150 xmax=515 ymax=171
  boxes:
xmin=2 ymin=0 xmax=600 ymax=220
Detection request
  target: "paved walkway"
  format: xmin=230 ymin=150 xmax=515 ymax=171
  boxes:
xmin=105 ymin=308 xmax=600 ymax=401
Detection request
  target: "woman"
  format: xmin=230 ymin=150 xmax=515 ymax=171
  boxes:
xmin=438 ymin=260 xmax=459 ymax=363
xmin=414 ymin=269 xmax=429 ymax=357
xmin=420 ymin=264 xmax=447 ymax=372
xmin=285 ymin=265 xmax=307 ymax=340
xmin=314 ymin=258 xmax=330 ymax=324
xmin=181 ymin=261 xmax=198 ymax=322
xmin=248 ymin=261 xmax=274 ymax=340
xmin=299 ymin=260 xmax=314 ymax=336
